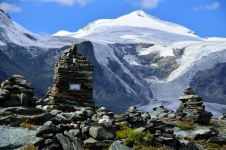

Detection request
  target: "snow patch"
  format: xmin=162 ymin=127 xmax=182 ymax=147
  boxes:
xmin=123 ymin=54 xmax=140 ymax=65
xmin=137 ymin=45 xmax=174 ymax=57
xmin=0 ymin=40 xmax=6 ymax=46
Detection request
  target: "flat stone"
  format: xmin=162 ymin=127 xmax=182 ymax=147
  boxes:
xmin=109 ymin=140 xmax=132 ymax=150
xmin=192 ymin=128 xmax=212 ymax=140
xmin=178 ymin=95 xmax=201 ymax=101
xmin=180 ymin=140 xmax=198 ymax=150
xmin=89 ymin=126 xmax=116 ymax=140
xmin=56 ymin=133 xmax=74 ymax=150
xmin=83 ymin=137 xmax=113 ymax=147
xmin=36 ymin=125 xmax=60 ymax=137
xmin=167 ymin=113 xmax=176 ymax=119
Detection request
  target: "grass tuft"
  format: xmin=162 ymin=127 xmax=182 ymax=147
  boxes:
xmin=20 ymin=123 xmax=36 ymax=130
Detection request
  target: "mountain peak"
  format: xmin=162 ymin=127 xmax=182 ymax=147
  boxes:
xmin=0 ymin=9 xmax=11 ymax=19
xmin=130 ymin=10 xmax=147 ymax=18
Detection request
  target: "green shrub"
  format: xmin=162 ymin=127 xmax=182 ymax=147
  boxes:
xmin=208 ymin=143 xmax=221 ymax=148
xmin=140 ymin=146 xmax=172 ymax=150
xmin=116 ymin=122 xmax=154 ymax=150
xmin=21 ymin=145 xmax=37 ymax=150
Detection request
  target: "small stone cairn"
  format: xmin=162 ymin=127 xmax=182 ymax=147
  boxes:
xmin=40 ymin=44 xmax=94 ymax=112
xmin=0 ymin=75 xmax=36 ymax=107
xmin=219 ymin=113 xmax=226 ymax=123
xmin=176 ymin=87 xmax=212 ymax=125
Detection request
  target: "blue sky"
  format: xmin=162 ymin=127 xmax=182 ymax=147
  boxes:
xmin=0 ymin=0 xmax=225 ymax=38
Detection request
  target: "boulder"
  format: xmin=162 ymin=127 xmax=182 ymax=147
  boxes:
xmin=109 ymin=140 xmax=133 ymax=150
xmin=36 ymin=125 xmax=60 ymax=137
xmin=83 ymin=137 xmax=113 ymax=148
xmin=89 ymin=126 xmax=116 ymax=140
xmin=56 ymin=133 xmax=74 ymax=150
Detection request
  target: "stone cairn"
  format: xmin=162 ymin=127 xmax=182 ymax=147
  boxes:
xmin=219 ymin=113 xmax=226 ymax=123
xmin=0 ymin=75 xmax=36 ymax=107
xmin=176 ymin=87 xmax=212 ymax=125
xmin=41 ymin=44 xmax=94 ymax=112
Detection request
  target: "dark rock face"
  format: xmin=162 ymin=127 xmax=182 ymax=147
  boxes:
xmin=191 ymin=63 xmax=226 ymax=105
xmin=176 ymin=87 xmax=212 ymax=125
xmin=0 ymin=75 xmax=36 ymax=107
xmin=41 ymin=44 xmax=94 ymax=111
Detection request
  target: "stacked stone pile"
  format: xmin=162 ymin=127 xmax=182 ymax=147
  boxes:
xmin=219 ymin=113 xmax=226 ymax=123
xmin=34 ymin=106 xmax=116 ymax=150
xmin=114 ymin=106 xmax=185 ymax=149
xmin=149 ymin=105 xmax=176 ymax=121
xmin=40 ymin=44 xmax=94 ymax=112
xmin=0 ymin=75 xmax=36 ymax=107
xmin=176 ymin=87 xmax=212 ymax=125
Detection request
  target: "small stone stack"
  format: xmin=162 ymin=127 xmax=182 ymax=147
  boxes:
xmin=0 ymin=75 xmax=36 ymax=107
xmin=42 ymin=44 xmax=94 ymax=112
xmin=176 ymin=87 xmax=212 ymax=125
xmin=219 ymin=113 xmax=226 ymax=123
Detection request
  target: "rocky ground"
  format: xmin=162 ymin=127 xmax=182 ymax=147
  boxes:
xmin=0 ymin=75 xmax=226 ymax=150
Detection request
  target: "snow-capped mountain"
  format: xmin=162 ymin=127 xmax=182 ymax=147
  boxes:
xmin=1 ymin=9 xmax=226 ymax=117
xmin=53 ymin=10 xmax=201 ymax=45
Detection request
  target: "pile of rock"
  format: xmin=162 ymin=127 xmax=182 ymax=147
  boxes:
xmin=176 ymin=87 xmax=212 ymax=125
xmin=0 ymin=75 xmax=36 ymax=107
xmin=219 ymin=113 xmax=226 ymax=123
xmin=114 ymin=106 xmax=186 ymax=149
xmin=40 ymin=44 xmax=94 ymax=112
xmin=34 ymin=106 xmax=116 ymax=150
xmin=149 ymin=105 xmax=176 ymax=121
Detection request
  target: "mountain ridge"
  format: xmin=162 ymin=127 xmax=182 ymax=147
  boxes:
xmin=53 ymin=10 xmax=201 ymax=44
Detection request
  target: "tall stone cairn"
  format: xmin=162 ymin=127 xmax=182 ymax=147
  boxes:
xmin=176 ymin=87 xmax=212 ymax=125
xmin=42 ymin=44 xmax=94 ymax=111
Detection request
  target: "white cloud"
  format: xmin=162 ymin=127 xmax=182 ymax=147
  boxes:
xmin=129 ymin=0 xmax=160 ymax=9
xmin=0 ymin=2 xmax=22 ymax=13
xmin=40 ymin=0 xmax=92 ymax=6
xmin=141 ymin=0 xmax=159 ymax=9
xmin=193 ymin=2 xmax=220 ymax=11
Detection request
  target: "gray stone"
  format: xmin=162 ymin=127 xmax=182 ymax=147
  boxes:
xmin=20 ymin=93 xmax=29 ymax=106
xmin=56 ymin=133 xmax=74 ymax=150
xmin=83 ymin=137 xmax=113 ymax=147
xmin=36 ymin=125 xmax=60 ymax=137
xmin=0 ymin=90 xmax=7 ymax=100
xmin=55 ymin=114 xmax=69 ymax=123
xmin=180 ymin=140 xmax=198 ymax=150
xmin=167 ymin=113 xmax=176 ymax=119
xmin=43 ymin=105 xmax=52 ymax=112
xmin=149 ymin=110 xmax=162 ymax=118
xmin=44 ymin=121 xmax=53 ymax=126
xmin=109 ymin=140 xmax=132 ymax=150
xmin=69 ymin=129 xmax=81 ymax=137
xmin=84 ymin=110 xmax=94 ymax=118
xmin=192 ymin=128 xmax=212 ymax=140
xmin=158 ymin=112 xmax=169 ymax=118
xmin=89 ymin=126 xmax=116 ymax=140
xmin=98 ymin=118 xmax=112 ymax=127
